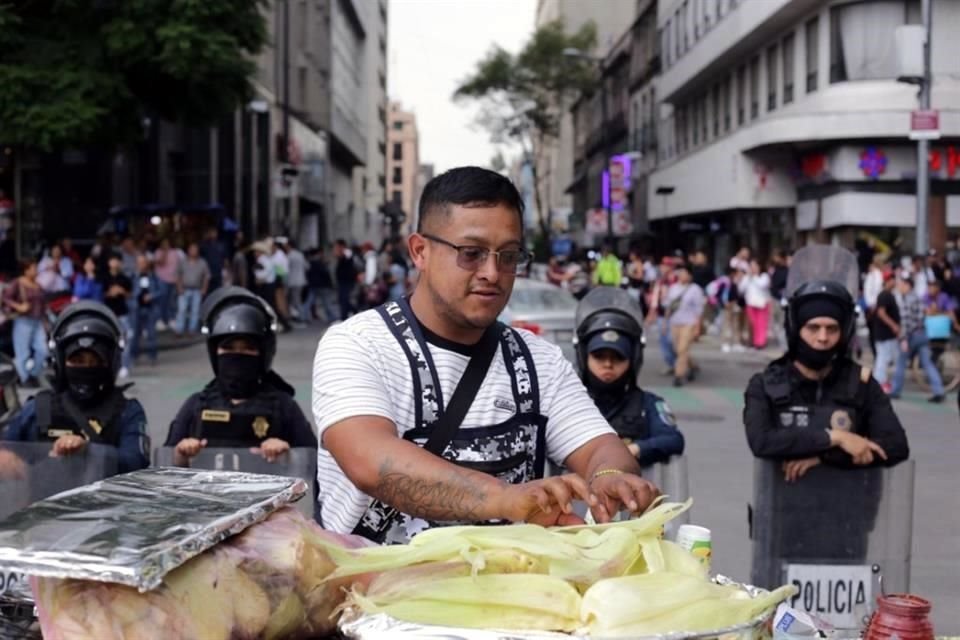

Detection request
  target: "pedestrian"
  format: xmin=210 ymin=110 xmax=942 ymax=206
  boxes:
xmin=3 ymin=258 xmax=49 ymax=388
xmin=119 ymin=237 xmax=139 ymax=279
xmin=863 ymin=253 xmax=887 ymax=357
xmin=284 ymin=239 xmax=308 ymax=323
xmin=164 ymin=287 xmax=317 ymax=466
xmin=174 ymin=242 xmax=210 ymax=336
xmin=72 ymin=257 xmax=104 ymax=302
xmin=871 ymin=270 xmax=900 ymax=392
xmin=271 ymin=238 xmax=291 ymax=321
xmin=743 ymin=270 xmax=908 ymax=480
xmin=60 ymin=237 xmax=81 ymax=273
xmin=102 ymin=254 xmax=134 ymax=379
xmin=1 ymin=302 xmax=149 ymax=473
xmin=230 ymin=231 xmax=249 ymax=290
xmin=891 ymin=274 xmax=945 ymax=402
xmin=742 ymin=259 xmax=772 ymax=349
xmin=200 ymin=227 xmax=226 ymax=293
xmin=131 ymin=254 xmax=161 ymax=367
xmin=48 ymin=243 xmax=75 ymax=283
xmin=593 ymin=243 xmax=622 ymax=287
xmin=312 ymin=166 xmax=659 ymax=543
xmin=665 ymin=263 xmax=706 ymax=387
xmin=153 ymin=237 xmax=180 ymax=330
xmin=333 ymin=239 xmax=357 ymax=321
xmin=577 ymin=290 xmax=685 ymax=467
xmin=646 ymin=257 xmax=678 ymax=375
xmin=305 ymin=247 xmax=338 ymax=323
xmin=36 ymin=254 xmax=68 ymax=294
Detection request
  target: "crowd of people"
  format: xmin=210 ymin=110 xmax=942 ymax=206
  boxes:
xmin=0 ymin=230 xmax=415 ymax=388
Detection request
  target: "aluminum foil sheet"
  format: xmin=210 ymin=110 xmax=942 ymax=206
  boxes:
xmin=0 ymin=467 xmax=306 ymax=596
xmin=339 ymin=575 xmax=774 ymax=640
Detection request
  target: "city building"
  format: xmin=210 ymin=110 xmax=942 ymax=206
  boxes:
xmin=648 ymin=0 xmax=960 ymax=262
xmin=386 ymin=102 xmax=420 ymax=235
xmin=534 ymin=0 xmax=637 ymax=240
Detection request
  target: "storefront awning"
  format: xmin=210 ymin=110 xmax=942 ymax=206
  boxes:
xmin=820 ymin=192 xmax=916 ymax=229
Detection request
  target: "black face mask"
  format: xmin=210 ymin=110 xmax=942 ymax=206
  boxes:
xmin=585 ymin=369 xmax=632 ymax=414
xmin=65 ymin=367 xmax=113 ymax=405
xmin=792 ymin=339 xmax=840 ymax=371
xmin=217 ymin=353 xmax=263 ymax=399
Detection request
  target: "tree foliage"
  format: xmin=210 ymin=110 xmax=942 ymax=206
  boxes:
xmin=454 ymin=19 xmax=598 ymax=238
xmin=0 ymin=0 xmax=268 ymax=150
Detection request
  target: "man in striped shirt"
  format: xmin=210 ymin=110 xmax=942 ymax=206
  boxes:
xmin=312 ymin=167 xmax=659 ymax=543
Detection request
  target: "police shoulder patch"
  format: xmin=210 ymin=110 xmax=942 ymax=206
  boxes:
xmin=655 ymin=400 xmax=677 ymax=427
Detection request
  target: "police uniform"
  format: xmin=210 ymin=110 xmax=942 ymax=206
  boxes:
xmin=575 ymin=289 xmax=685 ymax=468
xmin=163 ymin=287 xmax=317 ymax=451
xmin=743 ymin=279 xmax=909 ymax=467
xmin=1 ymin=301 xmax=149 ymax=473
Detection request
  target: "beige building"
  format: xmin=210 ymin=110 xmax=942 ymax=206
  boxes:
xmin=534 ymin=0 xmax=637 ymax=232
xmin=386 ymin=102 xmax=420 ymax=234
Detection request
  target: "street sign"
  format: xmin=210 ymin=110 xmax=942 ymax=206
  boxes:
xmin=586 ymin=208 xmax=608 ymax=234
xmin=785 ymin=564 xmax=874 ymax=630
xmin=910 ymin=109 xmax=940 ymax=140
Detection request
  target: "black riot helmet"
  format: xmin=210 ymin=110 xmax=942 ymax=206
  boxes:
xmin=200 ymin=287 xmax=278 ymax=374
xmin=48 ymin=301 xmax=124 ymax=394
xmin=784 ymin=280 xmax=857 ymax=353
xmin=574 ymin=287 xmax=646 ymax=378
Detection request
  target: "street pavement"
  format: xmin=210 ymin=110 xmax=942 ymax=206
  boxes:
xmin=124 ymin=323 xmax=958 ymax=632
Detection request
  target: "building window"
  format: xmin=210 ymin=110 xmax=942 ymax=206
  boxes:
xmin=737 ymin=66 xmax=746 ymax=125
xmin=675 ymin=106 xmax=685 ymax=154
xmin=806 ymin=17 xmax=819 ymax=92
xmin=723 ymin=76 xmax=731 ymax=132
xmin=830 ymin=1 xmax=906 ymax=82
xmin=392 ymin=167 xmax=402 ymax=184
xmin=717 ymin=0 xmax=723 ymax=19
xmin=660 ymin=26 xmax=669 ymax=67
xmin=694 ymin=0 xmax=700 ymax=39
xmin=829 ymin=7 xmax=846 ymax=83
xmin=767 ymin=45 xmax=778 ymax=112
xmin=674 ymin=11 xmax=682 ymax=59
xmin=393 ymin=121 xmax=403 ymax=130
xmin=682 ymin=1 xmax=690 ymax=52
xmin=392 ymin=142 xmax=402 ymax=160
xmin=749 ymin=57 xmax=760 ymax=120
xmin=704 ymin=0 xmax=711 ymax=30
xmin=712 ymin=84 xmax=720 ymax=137
xmin=783 ymin=32 xmax=795 ymax=104
xmin=691 ymin=102 xmax=699 ymax=146
xmin=392 ymin=190 xmax=402 ymax=206
xmin=701 ymin=96 xmax=708 ymax=142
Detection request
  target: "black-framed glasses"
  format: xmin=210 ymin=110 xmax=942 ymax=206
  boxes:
xmin=421 ymin=233 xmax=531 ymax=274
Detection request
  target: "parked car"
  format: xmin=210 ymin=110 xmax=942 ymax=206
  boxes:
xmin=500 ymin=278 xmax=577 ymax=363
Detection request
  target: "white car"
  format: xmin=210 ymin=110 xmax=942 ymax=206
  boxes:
xmin=500 ymin=279 xmax=578 ymax=363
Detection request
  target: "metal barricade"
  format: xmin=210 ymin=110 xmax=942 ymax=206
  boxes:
xmin=0 ymin=442 xmax=118 ymax=521
xmin=750 ymin=459 xmax=914 ymax=631
xmin=153 ymin=446 xmax=317 ymax=519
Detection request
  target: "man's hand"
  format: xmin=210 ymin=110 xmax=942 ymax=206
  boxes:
xmin=0 ymin=449 xmax=28 ymax=480
xmin=498 ymin=474 xmax=594 ymax=526
xmin=251 ymin=438 xmax=290 ymax=463
xmin=175 ymin=437 xmax=207 ymax=460
xmin=50 ymin=434 xmax=87 ymax=457
xmin=830 ymin=430 xmax=887 ymax=465
xmin=782 ymin=457 xmax=820 ymax=483
xmin=589 ymin=472 xmax=660 ymax=523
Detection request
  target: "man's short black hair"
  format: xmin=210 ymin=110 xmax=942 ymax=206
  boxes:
xmin=417 ymin=166 xmax=524 ymax=232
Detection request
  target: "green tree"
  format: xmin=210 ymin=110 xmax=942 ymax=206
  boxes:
xmin=0 ymin=0 xmax=268 ymax=150
xmin=454 ymin=19 xmax=597 ymax=240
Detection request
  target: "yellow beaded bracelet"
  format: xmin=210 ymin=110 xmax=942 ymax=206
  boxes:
xmin=591 ymin=468 xmax=625 ymax=482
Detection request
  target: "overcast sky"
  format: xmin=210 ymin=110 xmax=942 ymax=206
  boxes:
xmin=388 ymin=0 xmax=536 ymax=173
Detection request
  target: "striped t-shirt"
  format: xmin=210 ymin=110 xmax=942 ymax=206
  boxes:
xmin=311 ymin=308 xmax=614 ymax=534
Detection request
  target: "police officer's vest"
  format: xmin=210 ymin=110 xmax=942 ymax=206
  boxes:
xmin=33 ymin=389 xmax=126 ymax=445
xmin=597 ymin=388 xmax=650 ymax=441
xmin=352 ymin=298 xmax=547 ymax=545
xmin=762 ymin=358 xmax=870 ymax=434
xmin=190 ymin=383 xmax=284 ymax=447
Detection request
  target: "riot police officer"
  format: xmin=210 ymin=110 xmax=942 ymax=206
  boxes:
xmin=743 ymin=247 xmax=909 ymax=482
xmin=164 ymin=287 xmax=316 ymax=466
xmin=1 ymin=301 xmax=149 ymax=473
xmin=576 ymin=288 xmax=685 ymax=467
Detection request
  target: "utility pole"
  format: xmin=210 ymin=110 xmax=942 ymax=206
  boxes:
xmin=600 ymin=74 xmax=613 ymax=248
xmin=915 ymin=0 xmax=932 ymax=255
xmin=282 ymin=0 xmax=292 ymax=231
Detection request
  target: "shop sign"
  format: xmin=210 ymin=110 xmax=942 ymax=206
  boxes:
xmin=858 ymin=147 xmax=888 ymax=180
xmin=929 ymin=147 xmax=960 ymax=178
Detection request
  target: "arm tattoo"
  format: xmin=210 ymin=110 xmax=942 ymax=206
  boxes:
xmin=373 ymin=458 xmax=490 ymax=522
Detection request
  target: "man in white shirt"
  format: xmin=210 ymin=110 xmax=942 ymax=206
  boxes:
xmin=312 ymin=166 xmax=659 ymax=544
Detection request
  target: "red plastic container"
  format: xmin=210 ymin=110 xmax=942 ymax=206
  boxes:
xmin=864 ymin=594 xmax=934 ymax=640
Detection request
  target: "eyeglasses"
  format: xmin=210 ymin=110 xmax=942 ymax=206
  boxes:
xmin=421 ymin=233 xmax=531 ymax=274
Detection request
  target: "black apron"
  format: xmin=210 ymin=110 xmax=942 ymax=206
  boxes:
xmin=190 ymin=384 xmax=284 ymax=447
xmin=34 ymin=389 xmax=125 ymax=445
xmin=352 ymin=298 xmax=547 ymax=544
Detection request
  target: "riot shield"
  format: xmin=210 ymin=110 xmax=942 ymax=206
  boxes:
xmin=750 ymin=459 xmax=914 ymax=631
xmin=153 ymin=446 xmax=317 ymax=520
xmin=786 ymin=245 xmax=860 ymax=299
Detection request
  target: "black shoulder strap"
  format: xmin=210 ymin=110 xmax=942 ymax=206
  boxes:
xmin=421 ymin=321 xmax=502 ymax=456
xmin=762 ymin=362 xmax=793 ymax=406
xmin=34 ymin=390 xmax=53 ymax=434
xmin=58 ymin=393 xmax=107 ymax=442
